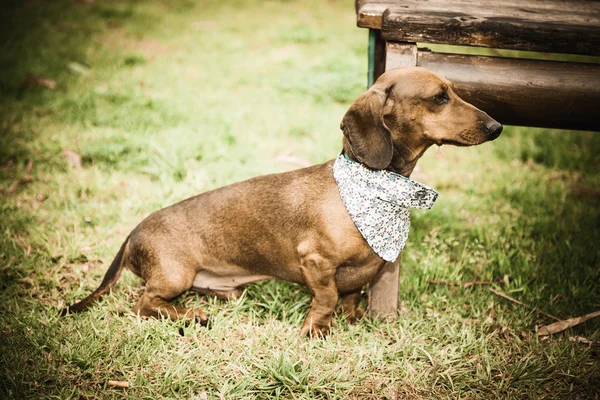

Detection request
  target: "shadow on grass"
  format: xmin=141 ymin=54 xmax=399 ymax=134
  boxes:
xmin=0 ymin=0 xmax=125 ymax=294
xmin=495 ymin=128 xmax=600 ymax=320
xmin=0 ymin=0 xmax=177 ymax=169
xmin=0 ymin=3 xmax=161 ymax=394
xmin=498 ymin=168 xmax=599 ymax=321
xmin=406 ymin=127 xmax=599 ymax=333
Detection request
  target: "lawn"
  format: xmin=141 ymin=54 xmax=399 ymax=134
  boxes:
xmin=1 ymin=0 xmax=599 ymax=398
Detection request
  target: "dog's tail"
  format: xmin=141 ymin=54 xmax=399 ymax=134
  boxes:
xmin=60 ymin=236 xmax=130 ymax=315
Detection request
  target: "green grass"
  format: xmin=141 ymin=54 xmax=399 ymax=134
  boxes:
xmin=1 ymin=0 xmax=599 ymax=398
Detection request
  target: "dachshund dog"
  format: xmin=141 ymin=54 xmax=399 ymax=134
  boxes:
xmin=63 ymin=67 xmax=502 ymax=337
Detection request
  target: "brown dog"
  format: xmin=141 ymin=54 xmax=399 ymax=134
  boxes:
xmin=63 ymin=67 xmax=502 ymax=336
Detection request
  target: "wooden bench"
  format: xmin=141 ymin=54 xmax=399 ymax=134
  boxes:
xmin=356 ymin=0 xmax=600 ymax=317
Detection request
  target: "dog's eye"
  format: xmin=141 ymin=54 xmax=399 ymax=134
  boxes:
xmin=433 ymin=92 xmax=448 ymax=104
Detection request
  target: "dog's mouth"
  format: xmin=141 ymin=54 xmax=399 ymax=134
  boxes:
xmin=439 ymin=131 xmax=489 ymax=147
xmin=440 ymin=138 xmax=470 ymax=147
xmin=440 ymin=137 xmax=484 ymax=147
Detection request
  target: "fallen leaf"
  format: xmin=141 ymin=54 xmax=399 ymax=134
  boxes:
xmin=569 ymin=336 xmax=592 ymax=344
xmin=62 ymin=149 xmax=82 ymax=170
xmin=538 ymin=310 xmax=600 ymax=336
xmin=5 ymin=177 xmax=33 ymax=194
xmin=20 ymin=76 xmax=57 ymax=89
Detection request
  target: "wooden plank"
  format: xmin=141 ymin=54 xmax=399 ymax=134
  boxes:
xmin=358 ymin=0 xmax=600 ymax=29
xmin=369 ymin=258 xmax=401 ymax=318
xmin=385 ymin=46 xmax=600 ymax=130
xmin=357 ymin=0 xmax=600 ymax=55
xmin=383 ymin=5 xmax=600 ymax=55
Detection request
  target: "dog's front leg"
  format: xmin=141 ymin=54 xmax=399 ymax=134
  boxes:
xmin=298 ymin=253 xmax=338 ymax=337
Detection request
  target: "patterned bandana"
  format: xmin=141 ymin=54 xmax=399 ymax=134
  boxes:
xmin=333 ymin=153 xmax=438 ymax=262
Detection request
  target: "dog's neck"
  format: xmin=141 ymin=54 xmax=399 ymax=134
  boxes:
xmin=388 ymin=140 xmax=433 ymax=177
xmin=342 ymin=138 xmax=433 ymax=177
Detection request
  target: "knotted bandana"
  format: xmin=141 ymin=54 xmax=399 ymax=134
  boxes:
xmin=333 ymin=153 xmax=438 ymax=262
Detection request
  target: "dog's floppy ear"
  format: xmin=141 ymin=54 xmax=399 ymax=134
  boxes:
xmin=340 ymin=87 xmax=393 ymax=170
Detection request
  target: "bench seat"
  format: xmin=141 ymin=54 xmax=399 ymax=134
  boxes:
xmin=358 ymin=0 xmax=600 ymax=56
xmin=355 ymin=0 xmax=600 ymax=317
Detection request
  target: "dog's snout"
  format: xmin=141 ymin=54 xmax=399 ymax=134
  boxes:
xmin=484 ymin=120 xmax=503 ymax=139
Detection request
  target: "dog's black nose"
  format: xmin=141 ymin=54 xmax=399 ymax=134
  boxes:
xmin=485 ymin=120 xmax=503 ymax=139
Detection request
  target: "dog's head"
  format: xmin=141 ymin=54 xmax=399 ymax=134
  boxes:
xmin=341 ymin=67 xmax=502 ymax=171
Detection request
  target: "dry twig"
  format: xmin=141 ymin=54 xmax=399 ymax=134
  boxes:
xmin=3 ymin=159 xmax=34 ymax=194
xmin=489 ymin=288 xmax=561 ymax=321
xmin=108 ymin=380 xmax=129 ymax=389
xmin=429 ymin=277 xmax=504 ymax=289
xmin=572 ymin=185 xmax=600 ymax=198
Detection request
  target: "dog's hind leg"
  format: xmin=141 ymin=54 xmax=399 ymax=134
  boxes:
xmin=337 ymin=291 xmax=365 ymax=324
xmin=133 ymin=262 xmax=209 ymax=325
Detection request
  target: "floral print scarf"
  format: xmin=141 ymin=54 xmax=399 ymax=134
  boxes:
xmin=333 ymin=153 xmax=438 ymax=262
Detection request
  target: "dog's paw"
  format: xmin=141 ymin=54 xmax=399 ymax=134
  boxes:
xmin=345 ymin=307 xmax=365 ymax=325
xmin=300 ymin=319 xmax=331 ymax=338
xmin=335 ymin=305 xmax=365 ymax=324
xmin=194 ymin=314 xmax=211 ymax=328
xmin=212 ymin=288 xmax=242 ymax=301
xmin=191 ymin=309 xmax=210 ymax=328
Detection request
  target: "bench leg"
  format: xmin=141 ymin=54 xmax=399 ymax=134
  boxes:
xmin=368 ymin=29 xmax=387 ymax=87
xmin=368 ymin=255 xmax=401 ymax=318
